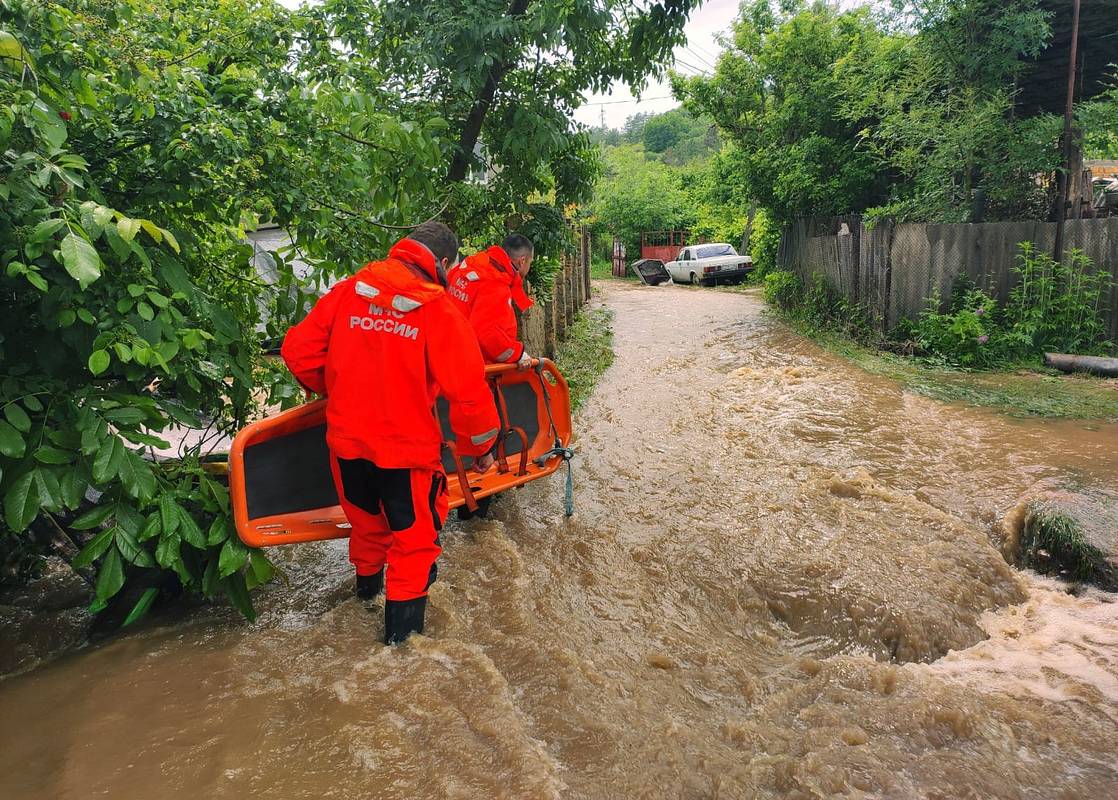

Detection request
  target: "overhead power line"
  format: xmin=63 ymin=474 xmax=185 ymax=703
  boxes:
xmin=683 ymin=46 xmax=717 ymax=71
xmin=672 ymin=57 xmax=710 ymax=76
xmin=689 ymin=42 xmax=723 ymax=64
xmin=584 ymin=95 xmax=674 ymax=106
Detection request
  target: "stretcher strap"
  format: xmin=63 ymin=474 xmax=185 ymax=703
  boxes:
xmin=489 ymin=376 xmax=512 ymax=474
xmin=504 ymin=426 xmax=530 ymax=476
xmin=534 ymin=363 xmax=561 ymax=446
xmin=489 ymin=376 xmax=531 ymax=478
xmin=442 ymin=441 xmax=479 ymax=512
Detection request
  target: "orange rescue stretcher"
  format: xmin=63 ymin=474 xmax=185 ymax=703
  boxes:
xmin=229 ymin=359 xmax=573 ymax=548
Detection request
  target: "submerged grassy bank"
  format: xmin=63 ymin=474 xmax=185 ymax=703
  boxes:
xmin=756 ymin=268 xmax=1118 ymax=421
xmin=555 ymin=304 xmax=615 ymax=409
xmin=817 ymin=334 xmax=1118 ymax=420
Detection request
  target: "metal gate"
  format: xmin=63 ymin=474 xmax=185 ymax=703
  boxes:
xmin=611 ymin=238 xmax=627 ymax=277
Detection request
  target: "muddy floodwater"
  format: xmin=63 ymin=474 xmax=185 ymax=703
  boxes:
xmin=3 ymin=282 xmax=1117 ymax=799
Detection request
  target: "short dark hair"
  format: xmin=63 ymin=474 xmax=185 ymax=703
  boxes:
xmin=502 ymin=232 xmax=534 ymax=259
xmin=409 ymin=221 xmax=459 ymax=264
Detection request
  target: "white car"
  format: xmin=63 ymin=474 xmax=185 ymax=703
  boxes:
xmin=664 ymin=243 xmax=753 ymax=286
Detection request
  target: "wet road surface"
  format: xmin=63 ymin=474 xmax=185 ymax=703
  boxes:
xmin=2 ymin=282 xmax=1117 ymax=799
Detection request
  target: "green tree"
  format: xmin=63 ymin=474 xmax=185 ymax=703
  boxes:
xmin=0 ymin=0 xmax=445 ymax=618
xmin=348 ymin=0 xmax=700 ymax=239
xmin=672 ymin=0 xmax=884 ymax=223
xmin=838 ymin=0 xmax=1057 ymax=222
xmin=623 ymin=112 xmax=654 ymax=144
xmin=588 ymin=144 xmax=695 ymax=255
xmin=642 ymin=109 xmax=690 ymax=153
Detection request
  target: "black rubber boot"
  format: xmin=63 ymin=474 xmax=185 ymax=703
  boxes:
xmin=456 ymin=495 xmax=493 ymax=521
xmin=355 ymin=569 xmax=384 ymax=600
xmin=384 ymin=596 xmax=427 ymax=645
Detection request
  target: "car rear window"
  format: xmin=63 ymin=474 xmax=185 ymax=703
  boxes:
xmin=696 ymin=244 xmax=735 ymax=258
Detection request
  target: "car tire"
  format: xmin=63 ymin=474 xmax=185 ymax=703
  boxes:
xmin=691 ymin=272 xmax=701 ymax=287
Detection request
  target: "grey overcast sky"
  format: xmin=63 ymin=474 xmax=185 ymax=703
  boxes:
xmin=575 ymin=0 xmax=741 ymax=129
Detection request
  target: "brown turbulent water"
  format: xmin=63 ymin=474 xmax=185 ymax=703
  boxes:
xmin=2 ymin=282 xmax=1117 ymax=799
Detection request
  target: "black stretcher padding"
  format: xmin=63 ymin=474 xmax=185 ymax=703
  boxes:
xmin=244 ymin=423 xmax=338 ymax=520
xmin=437 ymin=381 xmax=541 ymax=473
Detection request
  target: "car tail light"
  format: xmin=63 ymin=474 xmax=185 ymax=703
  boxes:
xmin=703 ymin=266 xmax=716 ymax=274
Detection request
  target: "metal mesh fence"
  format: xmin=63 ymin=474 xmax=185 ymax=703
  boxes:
xmin=780 ymin=216 xmax=1118 ymax=339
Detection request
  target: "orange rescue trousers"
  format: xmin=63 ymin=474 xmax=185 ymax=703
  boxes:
xmin=329 ymin=454 xmax=449 ymax=602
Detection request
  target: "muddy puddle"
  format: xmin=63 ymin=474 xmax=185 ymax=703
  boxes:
xmin=2 ymin=282 xmax=1116 ymax=799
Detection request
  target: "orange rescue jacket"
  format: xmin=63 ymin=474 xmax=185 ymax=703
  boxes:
xmin=447 ymin=246 xmax=534 ymax=364
xmin=281 ymin=238 xmax=500 ymax=469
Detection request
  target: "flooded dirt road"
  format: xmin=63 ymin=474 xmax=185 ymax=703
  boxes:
xmin=3 ymin=282 xmax=1117 ymax=799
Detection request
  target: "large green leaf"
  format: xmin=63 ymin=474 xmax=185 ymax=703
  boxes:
xmin=222 ymin=573 xmax=256 ymax=622
xmin=94 ymin=546 xmax=125 ymax=603
xmin=4 ymin=471 xmax=39 ymax=531
xmin=34 ymin=446 xmax=73 ymax=464
xmin=159 ymin=495 xmax=180 ymax=537
xmin=246 ymin=549 xmax=274 ymax=590
xmin=30 ymin=218 xmax=66 ymax=244
xmin=115 ymin=528 xmax=155 ymax=567
xmin=60 ymin=232 xmax=102 ymax=289
xmin=154 ymin=531 xmax=181 ymax=569
xmin=122 ymin=587 xmax=159 ymax=627
xmin=206 ymin=517 xmax=229 ymax=546
xmin=0 ymin=419 xmax=25 ymax=458
xmin=70 ymin=503 xmax=115 ymax=530
xmin=88 ymin=349 xmax=110 ymax=375
xmin=0 ymin=30 xmax=35 ymax=72
xmin=138 ymin=512 xmax=161 ymax=542
xmin=218 ymin=536 xmax=248 ymax=578
xmin=177 ymin=505 xmax=206 ymax=549
xmin=91 ymin=435 xmax=125 ymax=484
xmin=3 ymin=402 xmax=31 ymax=433
xmin=72 ymin=526 xmax=115 ymax=568
xmin=116 ymin=217 xmax=140 ymax=242
xmin=118 ymin=450 xmax=156 ymax=501
xmin=30 ymin=99 xmax=66 ymax=150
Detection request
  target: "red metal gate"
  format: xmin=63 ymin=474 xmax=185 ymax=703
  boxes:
xmin=640 ymin=230 xmax=688 ymax=262
xmin=611 ymin=237 xmax=627 ymax=277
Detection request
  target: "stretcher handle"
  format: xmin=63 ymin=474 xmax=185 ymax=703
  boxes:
xmin=442 ymin=441 xmax=479 ymax=513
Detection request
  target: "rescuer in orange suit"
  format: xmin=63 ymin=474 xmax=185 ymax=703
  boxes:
xmin=447 ymin=232 xmax=535 ymax=369
xmin=280 ymin=221 xmax=500 ymax=645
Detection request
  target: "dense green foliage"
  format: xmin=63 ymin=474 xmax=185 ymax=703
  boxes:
xmin=763 ymin=270 xmax=875 ymax=341
xmin=765 ymin=241 xmax=1114 ymax=369
xmin=588 ymin=142 xmax=695 ymax=257
xmin=674 ymin=0 xmax=1116 ymax=226
xmin=1 ymin=0 xmax=688 ymax=620
xmin=672 ymin=1 xmax=885 ymax=223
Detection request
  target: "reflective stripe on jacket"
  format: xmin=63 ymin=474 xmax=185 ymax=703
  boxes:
xmin=281 ymin=238 xmax=500 ymax=469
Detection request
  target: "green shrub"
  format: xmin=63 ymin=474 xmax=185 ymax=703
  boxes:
xmin=908 ymin=243 xmax=1113 ymax=367
xmin=749 ymin=209 xmax=782 ymax=278
xmin=1004 ymin=243 xmax=1113 ymax=355
xmin=763 ymin=270 xmax=803 ymax=311
xmin=764 ymin=270 xmax=875 ymax=341
xmin=910 ymin=288 xmax=1002 ymax=367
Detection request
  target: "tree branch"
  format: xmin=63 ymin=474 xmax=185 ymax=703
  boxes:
xmin=316 ymin=197 xmax=452 ymax=230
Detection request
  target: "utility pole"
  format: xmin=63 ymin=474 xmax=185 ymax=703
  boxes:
xmin=1053 ymin=0 xmax=1082 ymax=261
